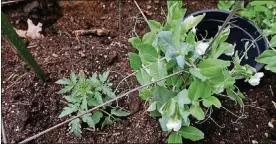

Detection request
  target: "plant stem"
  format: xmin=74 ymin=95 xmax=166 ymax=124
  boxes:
xmin=19 ymin=70 xmax=185 ymax=143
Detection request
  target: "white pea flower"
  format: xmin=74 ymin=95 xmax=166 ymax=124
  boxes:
xmin=166 ymin=118 xmax=182 ymax=131
xmin=248 ymin=72 xmax=264 ymax=86
xmin=195 ymin=42 xmax=209 ymax=55
xmin=191 ymin=26 xmax=196 ymax=34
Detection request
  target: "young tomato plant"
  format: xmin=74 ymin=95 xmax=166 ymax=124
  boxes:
xmin=129 ymin=1 xmax=264 ymax=143
xmin=56 ymin=71 xmax=130 ymax=136
xmin=218 ymin=0 xmax=276 ymax=72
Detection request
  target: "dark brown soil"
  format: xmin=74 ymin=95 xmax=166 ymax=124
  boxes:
xmin=1 ymin=0 xmax=276 ymax=144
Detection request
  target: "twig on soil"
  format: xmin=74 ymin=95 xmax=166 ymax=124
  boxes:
xmin=133 ymin=0 xmax=152 ymax=31
xmin=1 ymin=116 xmax=7 ymax=144
xmin=269 ymin=85 xmax=274 ymax=96
xmin=1 ymin=0 xmax=25 ymax=5
xmin=73 ymin=28 xmax=109 ymax=37
xmin=6 ymin=72 xmax=28 ymax=90
xmin=244 ymin=105 xmax=266 ymax=111
xmin=11 ymin=102 xmax=30 ymax=106
xmin=19 ymin=70 xmax=185 ymax=143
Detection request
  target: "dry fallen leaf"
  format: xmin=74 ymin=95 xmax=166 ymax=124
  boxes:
xmin=15 ymin=19 xmax=44 ymax=39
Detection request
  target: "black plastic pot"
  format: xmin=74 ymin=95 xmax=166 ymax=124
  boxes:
xmin=185 ymin=10 xmax=269 ymax=72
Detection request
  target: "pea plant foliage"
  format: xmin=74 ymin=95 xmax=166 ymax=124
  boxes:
xmin=56 ymin=71 xmax=130 ymax=136
xmin=128 ymin=1 xmax=264 ymax=143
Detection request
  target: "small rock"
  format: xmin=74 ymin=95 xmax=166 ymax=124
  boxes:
xmin=147 ymin=5 xmax=151 ymax=9
xmin=265 ymin=133 xmax=269 ymax=137
xmin=154 ymin=0 xmax=159 ymax=3
xmin=268 ymin=121 xmax=274 ymax=128
xmin=252 ymin=140 xmax=258 ymax=144
xmin=235 ymin=128 xmax=238 ymax=131
xmin=15 ymin=126 xmax=19 ymax=132
xmin=52 ymin=53 xmax=58 ymax=57
xmin=78 ymin=51 xmax=85 ymax=57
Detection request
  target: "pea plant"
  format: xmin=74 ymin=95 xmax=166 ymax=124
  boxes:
xmin=56 ymin=71 xmax=130 ymax=136
xmin=128 ymin=1 xmax=264 ymax=143
xmin=218 ymin=0 xmax=276 ymax=73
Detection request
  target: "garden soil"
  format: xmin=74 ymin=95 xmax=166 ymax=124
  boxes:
xmin=1 ymin=0 xmax=276 ymax=143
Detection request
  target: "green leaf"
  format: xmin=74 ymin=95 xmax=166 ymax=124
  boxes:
xmin=226 ymin=88 xmax=244 ymax=108
xmin=159 ymin=117 xmax=170 ymax=131
xmin=179 ymin=107 xmax=190 ymax=122
xmin=250 ymin=1 xmax=267 ymax=6
xmin=168 ymin=132 xmax=182 ymax=144
xmin=57 ymin=85 xmax=74 ymax=94
xmin=136 ymin=44 xmax=158 ymax=63
xmin=153 ymin=86 xmax=175 ymax=109
xmin=56 ymin=78 xmax=70 ymax=85
xmin=176 ymin=55 xmax=185 ymax=68
xmin=189 ymin=68 xmax=207 ymax=81
xmin=59 ymin=105 xmax=77 ymax=118
xmin=256 ymin=50 xmax=276 ymax=73
xmin=142 ymin=31 xmax=155 ymax=45
xmin=128 ymin=53 xmax=142 ymax=71
xmin=189 ymin=105 xmax=205 ymax=120
xmin=94 ymin=92 xmax=103 ymax=104
xmin=148 ymin=20 xmax=162 ymax=31
xmin=92 ymin=110 xmax=103 ymax=125
xmin=102 ymin=86 xmax=116 ymax=98
xmin=159 ymin=98 xmax=176 ymax=117
xmin=136 ymin=69 xmax=152 ymax=85
xmin=147 ymin=101 xmax=157 ymax=111
xmin=82 ymin=114 xmax=95 ymax=128
xmin=176 ymin=89 xmax=191 ymax=108
xmin=269 ymin=35 xmax=276 ymax=47
xmin=156 ymin=31 xmax=177 ymax=61
xmin=216 ymin=25 xmax=230 ymax=43
xmin=70 ymin=73 xmax=77 ymax=84
xmin=217 ymin=1 xmax=235 ymax=11
xmin=81 ymin=97 xmax=88 ymax=111
xmin=139 ymin=87 xmax=154 ymax=100
xmin=166 ymin=59 xmax=177 ymax=71
xmin=111 ymin=108 xmax=131 ymax=117
xmin=202 ymin=96 xmax=221 ymax=108
xmin=212 ymin=42 xmax=235 ymax=58
xmin=101 ymin=116 xmax=113 ymax=129
xmin=181 ymin=13 xmax=206 ymax=33
xmin=68 ymin=118 xmax=82 ymax=137
xmin=178 ymin=126 xmax=204 ymax=141
xmin=198 ymin=58 xmax=230 ymax=77
xmin=254 ymin=5 xmax=267 ymax=12
xmin=186 ymin=31 xmax=195 ymax=44
xmin=100 ymin=71 xmax=109 ymax=82
xmin=165 ymin=75 xmax=183 ymax=88
xmin=188 ymin=79 xmax=211 ymax=100
xmin=128 ymin=37 xmax=142 ymax=49
xmin=149 ymin=60 xmax=168 ymax=85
